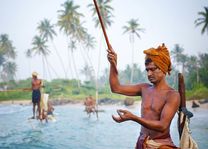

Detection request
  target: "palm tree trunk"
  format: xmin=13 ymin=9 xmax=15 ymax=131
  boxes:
xmin=86 ymin=49 xmax=95 ymax=71
xmin=130 ymin=34 xmax=135 ymax=83
xmin=79 ymin=44 xmax=88 ymax=66
xmin=196 ymin=66 xmax=199 ymax=83
xmin=42 ymin=55 xmax=46 ymax=79
xmin=51 ymin=41 xmax=67 ymax=78
xmin=86 ymin=49 xmax=96 ymax=85
xmin=79 ymin=43 xmax=96 ymax=84
xmin=97 ymin=33 xmax=103 ymax=80
xmin=44 ymin=57 xmax=52 ymax=80
xmin=71 ymin=51 xmax=80 ymax=88
xmin=95 ymin=32 xmax=103 ymax=107
xmin=28 ymin=59 xmax=31 ymax=77
xmin=45 ymin=56 xmax=59 ymax=78
xmin=67 ymin=39 xmax=74 ymax=79
xmin=182 ymin=63 xmax=185 ymax=76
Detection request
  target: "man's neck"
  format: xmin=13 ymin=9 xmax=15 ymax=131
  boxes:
xmin=153 ymin=78 xmax=169 ymax=90
xmin=33 ymin=78 xmax=37 ymax=80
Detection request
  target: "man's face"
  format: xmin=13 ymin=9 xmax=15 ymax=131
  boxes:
xmin=145 ymin=62 xmax=164 ymax=84
xmin=32 ymin=75 xmax=37 ymax=79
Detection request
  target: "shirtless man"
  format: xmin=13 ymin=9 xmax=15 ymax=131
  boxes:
xmin=31 ymin=72 xmax=42 ymax=119
xmin=84 ymin=95 xmax=97 ymax=117
xmin=107 ymin=44 xmax=180 ymax=148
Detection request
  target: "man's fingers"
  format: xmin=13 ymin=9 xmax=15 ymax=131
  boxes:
xmin=117 ymin=109 xmax=127 ymax=114
xmin=108 ymin=54 xmax=116 ymax=59
xmin=107 ymin=54 xmax=116 ymax=63
xmin=112 ymin=115 xmax=122 ymax=123
xmin=108 ymin=44 xmax=115 ymax=53
xmin=117 ymin=109 xmax=125 ymax=118
xmin=107 ymin=47 xmax=116 ymax=54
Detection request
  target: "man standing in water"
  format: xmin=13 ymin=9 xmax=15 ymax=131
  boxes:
xmin=31 ymin=72 xmax=42 ymax=119
xmin=84 ymin=95 xmax=96 ymax=114
xmin=107 ymin=44 xmax=180 ymax=148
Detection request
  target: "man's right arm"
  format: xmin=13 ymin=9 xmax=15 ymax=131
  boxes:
xmin=107 ymin=46 xmax=147 ymax=96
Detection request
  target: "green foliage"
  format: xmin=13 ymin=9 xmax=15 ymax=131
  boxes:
xmin=0 ymin=91 xmax=31 ymax=101
xmin=186 ymin=84 xmax=208 ymax=100
xmin=1 ymin=50 xmax=208 ymax=102
xmin=0 ymin=34 xmax=17 ymax=81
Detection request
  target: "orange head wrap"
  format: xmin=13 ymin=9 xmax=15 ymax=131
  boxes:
xmin=143 ymin=43 xmax=172 ymax=75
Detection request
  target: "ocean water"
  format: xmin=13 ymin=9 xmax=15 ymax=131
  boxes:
xmin=0 ymin=104 xmax=207 ymax=149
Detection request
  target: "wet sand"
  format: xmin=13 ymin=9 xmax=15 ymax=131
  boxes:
xmin=0 ymin=99 xmax=208 ymax=110
xmin=0 ymin=100 xmax=31 ymax=105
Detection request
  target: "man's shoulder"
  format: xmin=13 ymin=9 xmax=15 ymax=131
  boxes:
xmin=141 ymin=83 xmax=152 ymax=88
xmin=37 ymin=79 xmax=42 ymax=84
xmin=167 ymin=88 xmax=179 ymax=95
xmin=166 ymin=89 xmax=180 ymax=103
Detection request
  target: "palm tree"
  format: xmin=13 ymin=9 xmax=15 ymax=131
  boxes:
xmin=120 ymin=64 xmax=131 ymax=84
xmin=171 ymin=44 xmax=185 ymax=69
xmin=180 ymin=54 xmax=188 ymax=76
xmin=31 ymin=35 xmax=50 ymax=78
xmin=25 ymin=49 xmax=32 ymax=76
xmin=81 ymin=64 xmax=94 ymax=81
xmin=123 ymin=19 xmax=144 ymax=83
xmin=171 ymin=44 xmax=188 ymax=85
xmin=2 ymin=62 xmax=17 ymax=81
xmin=0 ymin=55 xmax=5 ymax=67
xmin=57 ymin=0 xmax=83 ymax=79
xmin=0 ymin=34 xmax=16 ymax=59
xmin=37 ymin=19 xmax=67 ymax=78
xmin=37 ymin=19 xmax=57 ymax=41
xmin=68 ymin=40 xmax=80 ymax=88
xmin=195 ymin=7 xmax=208 ymax=35
xmin=0 ymin=34 xmax=17 ymax=81
xmin=198 ymin=53 xmax=208 ymax=87
xmin=57 ymin=0 xmax=83 ymax=36
xmin=83 ymin=33 xmax=96 ymax=74
xmin=187 ymin=55 xmax=200 ymax=83
xmin=25 ymin=49 xmax=32 ymax=58
xmin=88 ymin=0 xmax=114 ymax=104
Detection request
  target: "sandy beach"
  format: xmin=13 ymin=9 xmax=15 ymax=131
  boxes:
xmin=0 ymin=99 xmax=208 ymax=110
xmin=0 ymin=100 xmax=31 ymax=105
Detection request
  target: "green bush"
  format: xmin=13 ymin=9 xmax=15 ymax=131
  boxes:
xmin=186 ymin=84 xmax=208 ymax=100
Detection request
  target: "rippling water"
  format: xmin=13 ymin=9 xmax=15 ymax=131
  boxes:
xmin=0 ymin=104 xmax=207 ymax=149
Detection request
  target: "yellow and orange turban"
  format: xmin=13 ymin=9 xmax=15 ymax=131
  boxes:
xmin=143 ymin=43 xmax=172 ymax=75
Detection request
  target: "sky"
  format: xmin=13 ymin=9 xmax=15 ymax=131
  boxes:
xmin=0 ymin=0 xmax=208 ymax=81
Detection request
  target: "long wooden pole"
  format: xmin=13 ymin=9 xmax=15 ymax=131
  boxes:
xmin=93 ymin=0 xmax=111 ymax=50
xmin=92 ymin=0 xmax=118 ymax=75
xmin=178 ymin=73 xmax=186 ymax=108
xmin=178 ymin=73 xmax=186 ymax=139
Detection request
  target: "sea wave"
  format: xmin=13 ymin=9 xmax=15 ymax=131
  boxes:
xmin=0 ymin=105 xmax=29 ymax=115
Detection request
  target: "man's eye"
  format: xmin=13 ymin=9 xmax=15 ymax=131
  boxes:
xmin=146 ymin=67 xmax=158 ymax=72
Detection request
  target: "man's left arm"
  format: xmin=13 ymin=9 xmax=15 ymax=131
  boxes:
xmin=146 ymin=91 xmax=180 ymax=132
xmin=113 ymin=91 xmax=180 ymax=132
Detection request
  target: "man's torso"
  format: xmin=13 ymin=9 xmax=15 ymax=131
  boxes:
xmin=32 ymin=79 xmax=41 ymax=90
xmin=140 ymin=85 xmax=176 ymax=139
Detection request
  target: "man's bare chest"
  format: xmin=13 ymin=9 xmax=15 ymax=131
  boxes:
xmin=141 ymin=90 xmax=168 ymax=114
xmin=32 ymin=80 xmax=41 ymax=87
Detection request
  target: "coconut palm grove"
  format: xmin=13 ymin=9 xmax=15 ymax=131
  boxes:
xmin=0 ymin=1 xmax=207 ymax=102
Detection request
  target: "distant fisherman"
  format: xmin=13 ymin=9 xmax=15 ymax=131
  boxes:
xmin=84 ymin=95 xmax=97 ymax=118
xmin=31 ymin=72 xmax=42 ymax=119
